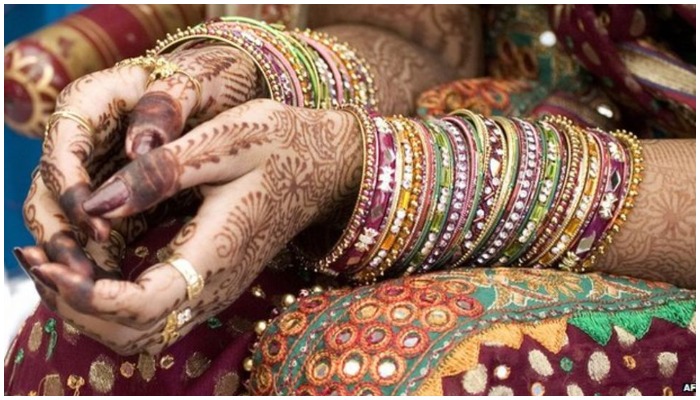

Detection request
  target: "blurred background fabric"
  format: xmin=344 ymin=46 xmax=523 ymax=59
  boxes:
xmin=5 ymin=5 xmax=88 ymax=278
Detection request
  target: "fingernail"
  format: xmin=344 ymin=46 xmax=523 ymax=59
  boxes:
xmin=83 ymin=179 xmax=129 ymax=215
xmin=132 ymin=132 xmax=163 ymax=156
xmin=30 ymin=267 xmax=58 ymax=292
xmin=13 ymin=247 xmax=31 ymax=272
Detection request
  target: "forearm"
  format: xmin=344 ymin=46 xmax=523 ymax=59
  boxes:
xmin=597 ymin=139 xmax=696 ymax=288
xmin=319 ymin=25 xmax=459 ymax=116
xmin=309 ymin=5 xmax=483 ymax=77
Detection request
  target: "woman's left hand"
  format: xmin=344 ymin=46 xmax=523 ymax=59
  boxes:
xmin=18 ymin=99 xmax=362 ymax=355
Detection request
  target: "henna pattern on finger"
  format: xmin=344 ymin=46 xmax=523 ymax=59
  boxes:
xmin=23 ymin=175 xmax=45 ymax=243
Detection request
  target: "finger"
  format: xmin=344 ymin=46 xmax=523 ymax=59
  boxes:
xmin=13 ymin=247 xmax=59 ymax=310
xmin=83 ymin=100 xmax=284 ymax=218
xmin=35 ymin=261 xmax=185 ymax=329
xmin=25 ymin=172 xmax=130 ymax=277
xmin=42 ymin=67 xmax=149 ymax=241
xmin=124 ymin=46 xmax=259 ymax=158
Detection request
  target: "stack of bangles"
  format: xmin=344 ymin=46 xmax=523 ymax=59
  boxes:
xmin=295 ymin=106 xmax=643 ymax=285
xmin=143 ymin=17 xmax=377 ymax=110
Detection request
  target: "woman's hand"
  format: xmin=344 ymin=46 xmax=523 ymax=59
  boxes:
xmin=20 ymin=100 xmax=362 ymax=355
xmin=23 ymin=45 xmax=260 ymax=279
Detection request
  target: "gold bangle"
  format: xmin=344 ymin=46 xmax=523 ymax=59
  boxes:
xmin=166 ymin=257 xmax=204 ymax=301
xmin=45 ymin=110 xmax=95 ymax=139
xmin=579 ymin=131 xmax=643 ymax=271
xmin=467 ymin=117 xmax=516 ymax=263
xmin=541 ymin=128 xmax=601 ymax=268
xmin=117 ymin=56 xmax=203 ymax=114
xmin=531 ymin=123 xmax=590 ymax=266
xmin=352 ymin=117 xmax=405 ymax=284
xmin=518 ymin=116 xmax=582 ymax=266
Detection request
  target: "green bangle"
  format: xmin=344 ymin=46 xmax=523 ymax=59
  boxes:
xmin=404 ymin=119 xmax=454 ymax=274
xmin=220 ymin=17 xmax=324 ymax=108
xmin=500 ymin=120 xmax=562 ymax=263
xmin=446 ymin=110 xmax=489 ymax=268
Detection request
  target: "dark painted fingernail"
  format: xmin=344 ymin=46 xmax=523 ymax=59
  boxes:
xmin=13 ymin=247 xmax=31 ymax=272
xmin=83 ymin=179 xmax=129 ymax=215
xmin=30 ymin=267 xmax=58 ymax=292
xmin=132 ymin=132 xmax=163 ymax=156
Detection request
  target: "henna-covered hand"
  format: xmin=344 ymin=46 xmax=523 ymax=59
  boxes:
xmin=24 ymin=45 xmax=261 ymax=282
xmin=21 ymin=100 xmax=362 ymax=355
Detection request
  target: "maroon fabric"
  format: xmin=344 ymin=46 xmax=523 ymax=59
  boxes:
xmin=441 ymin=320 xmax=696 ymax=396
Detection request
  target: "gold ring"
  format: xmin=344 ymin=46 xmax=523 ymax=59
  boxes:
xmin=45 ymin=110 xmax=94 ymax=139
xmin=166 ymin=256 xmax=204 ymax=301
xmin=117 ymin=56 xmax=202 ymax=114
xmin=161 ymin=307 xmax=192 ymax=346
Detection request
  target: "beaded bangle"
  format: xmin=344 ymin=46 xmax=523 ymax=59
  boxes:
xmin=353 ymin=118 xmax=407 ymax=282
xmin=399 ymin=120 xmax=448 ymax=274
xmin=500 ymin=120 xmax=563 ymax=264
xmin=220 ymin=20 xmax=304 ymax=105
xmin=577 ymin=130 xmax=642 ymax=272
xmin=529 ymin=122 xmax=589 ymax=267
xmin=297 ymin=30 xmax=378 ymax=109
xmin=451 ymin=113 xmax=499 ymax=265
xmin=416 ymin=119 xmax=456 ymax=272
xmin=425 ymin=118 xmax=473 ymax=269
xmin=220 ymin=17 xmax=322 ymax=107
xmin=441 ymin=115 xmax=485 ymax=268
xmin=558 ymin=128 xmax=617 ymax=271
xmin=331 ymin=116 xmax=398 ymax=275
xmin=519 ymin=116 xmax=583 ymax=266
xmin=378 ymin=118 xmax=427 ymax=276
xmin=448 ymin=111 xmax=491 ymax=267
xmin=294 ymin=104 xmax=378 ymax=275
xmin=469 ymin=117 xmax=518 ymax=265
xmin=294 ymin=32 xmax=344 ymax=107
xmin=433 ymin=117 xmax=483 ymax=268
xmin=476 ymin=117 xmax=541 ymax=266
xmin=540 ymin=127 xmax=602 ymax=268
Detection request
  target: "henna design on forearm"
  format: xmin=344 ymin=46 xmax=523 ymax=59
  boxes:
xmin=320 ymin=25 xmax=457 ymax=115
xmin=309 ymin=5 xmax=483 ymax=77
xmin=597 ymin=139 xmax=696 ymax=288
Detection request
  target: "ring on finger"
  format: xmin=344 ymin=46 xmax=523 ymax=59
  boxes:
xmin=161 ymin=307 xmax=192 ymax=345
xmin=117 ymin=56 xmax=203 ymax=114
xmin=166 ymin=256 xmax=204 ymax=301
xmin=45 ymin=110 xmax=95 ymax=139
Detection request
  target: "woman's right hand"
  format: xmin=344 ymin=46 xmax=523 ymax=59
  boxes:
xmin=21 ymin=45 xmax=261 ymax=278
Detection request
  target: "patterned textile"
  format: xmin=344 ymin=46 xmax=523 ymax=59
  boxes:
xmin=551 ymin=5 xmax=696 ymax=137
xmin=415 ymin=78 xmax=616 ymax=131
xmin=4 ymin=5 xmax=206 ymax=138
xmin=416 ymin=5 xmax=696 ymax=138
xmin=249 ymin=268 xmax=696 ymax=395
